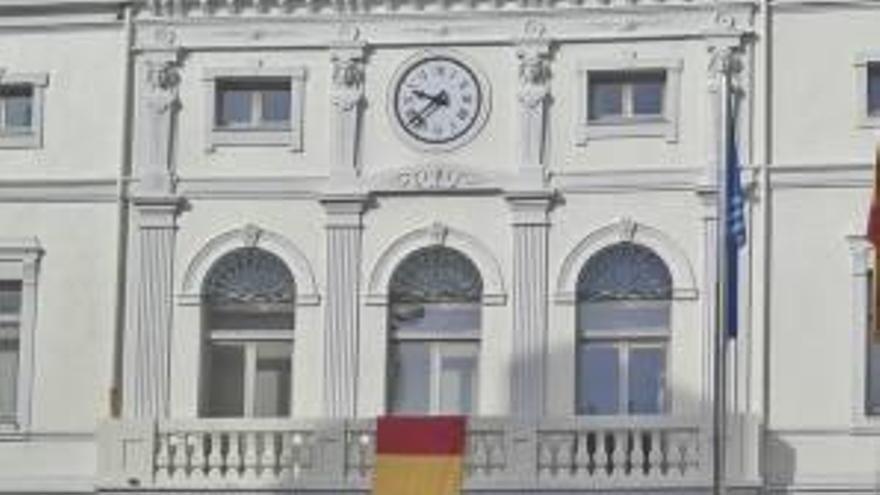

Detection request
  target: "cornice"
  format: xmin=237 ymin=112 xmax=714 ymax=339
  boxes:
xmin=133 ymin=2 xmax=755 ymax=50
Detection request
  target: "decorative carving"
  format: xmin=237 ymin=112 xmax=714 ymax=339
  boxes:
xmin=617 ymin=217 xmax=638 ymax=242
xmin=144 ymin=58 xmax=182 ymax=116
xmin=241 ymin=223 xmax=263 ymax=247
xmin=427 ymin=222 xmax=449 ymax=246
xmin=396 ymin=164 xmax=476 ymax=190
xmin=330 ymin=49 xmax=365 ymax=110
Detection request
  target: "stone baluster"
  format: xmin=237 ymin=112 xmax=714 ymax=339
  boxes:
xmin=630 ymin=430 xmax=645 ymax=477
xmin=155 ymin=432 xmax=172 ymax=481
xmin=261 ymin=432 xmax=278 ymax=478
xmin=227 ymin=432 xmax=242 ymax=480
xmin=172 ymin=433 xmax=188 ymax=480
xmin=574 ymin=432 xmax=589 ymax=475
xmin=189 ymin=432 xmax=206 ymax=480
xmin=647 ymin=430 xmax=662 ymax=476
xmin=243 ymin=431 xmax=259 ymax=479
xmin=207 ymin=431 xmax=223 ymax=480
xmin=593 ymin=431 xmax=609 ymax=480
xmin=279 ymin=433 xmax=294 ymax=478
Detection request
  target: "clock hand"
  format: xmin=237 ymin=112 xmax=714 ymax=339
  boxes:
xmin=406 ymin=91 xmax=450 ymax=128
xmin=413 ymin=89 xmax=450 ymax=107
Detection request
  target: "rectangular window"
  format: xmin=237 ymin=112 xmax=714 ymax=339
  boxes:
xmin=215 ymin=79 xmax=291 ymax=130
xmin=0 ymin=281 xmax=22 ymax=426
xmin=0 ymin=85 xmax=33 ymax=133
xmin=867 ymin=270 xmax=880 ymax=415
xmin=869 ymin=64 xmax=880 ymax=117
xmin=588 ymin=71 xmax=666 ymax=122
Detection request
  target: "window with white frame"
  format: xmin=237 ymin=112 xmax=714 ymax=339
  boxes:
xmin=201 ymin=247 xmax=295 ymax=418
xmin=588 ymin=71 xmax=666 ymax=123
xmin=216 ymin=79 xmax=291 ymax=130
xmin=203 ymin=67 xmax=306 ymax=151
xmin=576 ymin=58 xmax=681 ymax=145
xmin=387 ymin=246 xmax=482 ymax=415
xmin=575 ymin=243 xmax=671 ymax=415
xmin=0 ymin=238 xmax=41 ymax=433
xmin=0 ymin=74 xmax=48 ymax=149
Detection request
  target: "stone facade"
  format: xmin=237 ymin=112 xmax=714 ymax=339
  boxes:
xmin=0 ymin=0 xmax=877 ymax=493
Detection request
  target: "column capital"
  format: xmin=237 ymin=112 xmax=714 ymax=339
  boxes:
xmin=320 ymin=193 xmax=368 ymax=228
xmin=505 ymin=190 xmax=554 ymax=226
xmin=132 ymin=195 xmax=184 ymax=229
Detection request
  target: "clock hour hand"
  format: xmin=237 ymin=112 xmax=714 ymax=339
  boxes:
xmin=406 ymin=91 xmax=449 ymax=128
xmin=412 ymin=89 xmax=449 ymax=107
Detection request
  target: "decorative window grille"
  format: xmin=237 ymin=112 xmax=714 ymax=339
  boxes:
xmin=387 ymin=246 xmax=482 ymax=415
xmin=201 ymin=248 xmax=295 ymax=418
xmin=576 ymin=243 xmax=672 ymax=416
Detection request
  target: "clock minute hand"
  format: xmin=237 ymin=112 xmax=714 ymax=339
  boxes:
xmin=413 ymin=89 xmax=449 ymax=107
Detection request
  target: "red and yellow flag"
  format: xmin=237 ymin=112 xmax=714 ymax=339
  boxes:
xmin=868 ymin=146 xmax=880 ymax=341
xmin=372 ymin=416 xmax=465 ymax=495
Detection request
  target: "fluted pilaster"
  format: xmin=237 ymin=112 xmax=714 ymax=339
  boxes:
xmin=507 ymin=192 xmax=552 ymax=417
xmin=321 ymin=194 xmax=367 ymax=418
xmin=124 ymin=196 xmax=182 ymax=419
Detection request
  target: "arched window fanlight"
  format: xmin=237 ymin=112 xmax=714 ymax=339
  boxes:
xmin=387 ymin=246 xmax=482 ymax=415
xmin=576 ymin=242 xmax=672 ymax=416
xmin=201 ymin=247 xmax=295 ymax=418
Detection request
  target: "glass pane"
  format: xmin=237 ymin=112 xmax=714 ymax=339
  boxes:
xmin=4 ymin=96 xmax=32 ymax=130
xmin=578 ymin=300 xmax=670 ymax=333
xmin=628 ymin=347 xmax=666 ymax=414
xmin=869 ymin=66 xmax=880 ymax=115
xmin=389 ymin=246 xmax=483 ymax=303
xmin=632 ymin=80 xmax=664 ymax=116
xmin=205 ymin=343 xmax=245 ymax=417
xmin=388 ymin=342 xmax=430 ymax=414
xmin=253 ymin=342 xmax=292 ymax=417
xmin=261 ymin=89 xmax=291 ymax=124
xmin=217 ymin=89 xmax=252 ymax=127
xmin=577 ymin=344 xmax=619 ymax=415
xmin=390 ymin=302 xmax=480 ymax=336
xmin=204 ymin=248 xmax=295 ymax=331
xmin=589 ymin=82 xmax=623 ymax=120
xmin=868 ymin=341 xmax=880 ymax=414
xmin=0 ymin=281 xmax=21 ymax=315
xmin=439 ymin=346 xmax=478 ymax=414
xmin=0 ymin=338 xmax=19 ymax=422
xmin=207 ymin=309 xmax=293 ymax=331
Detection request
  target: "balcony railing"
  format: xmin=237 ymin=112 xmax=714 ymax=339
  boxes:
xmin=98 ymin=416 xmax=714 ymax=491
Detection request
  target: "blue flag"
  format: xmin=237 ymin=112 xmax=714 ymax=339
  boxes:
xmin=725 ymin=96 xmax=746 ymax=339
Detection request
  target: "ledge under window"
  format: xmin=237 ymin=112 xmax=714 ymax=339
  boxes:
xmin=575 ymin=58 xmax=682 ymax=146
xmin=203 ymin=66 xmax=306 ymax=152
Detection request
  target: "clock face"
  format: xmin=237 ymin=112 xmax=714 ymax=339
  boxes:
xmin=392 ymin=56 xmax=484 ymax=146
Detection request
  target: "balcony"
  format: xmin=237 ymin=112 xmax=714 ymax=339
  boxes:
xmin=96 ymin=415 xmax=762 ymax=492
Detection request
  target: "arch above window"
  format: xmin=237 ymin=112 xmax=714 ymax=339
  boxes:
xmin=367 ymin=222 xmax=506 ymax=306
xmin=180 ymin=224 xmax=319 ymax=306
xmin=556 ymin=218 xmax=696 ymax=305
xmin=390 ymin=246 xmax=483 ymax=303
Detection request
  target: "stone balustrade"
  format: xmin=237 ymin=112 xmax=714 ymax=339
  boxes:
xmin=97 ymin=415 xmax=712 ymax=491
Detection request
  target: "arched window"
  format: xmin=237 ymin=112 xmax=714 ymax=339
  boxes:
xmin=576 ymin=243 xmax=671 ymax=415
xmin=201 ymin=247 xmax=295 ymax=418
xmin=387 ymin=246 xmax=482 ymax=415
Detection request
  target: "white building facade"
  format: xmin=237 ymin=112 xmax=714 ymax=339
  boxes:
xmin=0 ymin=0 xmax=878 ymax=493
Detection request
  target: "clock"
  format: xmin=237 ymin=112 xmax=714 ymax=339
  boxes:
xmin=389 ymin=52 xmax=490 ymax=151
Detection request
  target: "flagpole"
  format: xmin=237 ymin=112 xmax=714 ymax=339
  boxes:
xmin=712 ymin=53 xmax=732 ymax=495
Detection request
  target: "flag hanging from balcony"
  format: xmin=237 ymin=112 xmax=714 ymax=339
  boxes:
xmin=725 ymin=90 xmax=747 ymax=339
xmin=372 ymin=416 xmax=465 ymax=495
xmin=866 ymin=146 xmax=880 ymax=341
